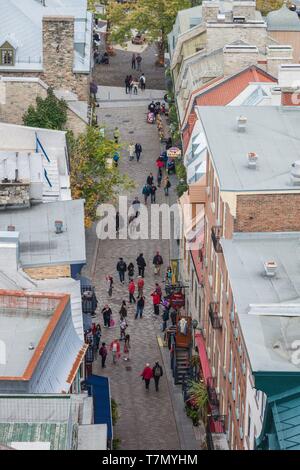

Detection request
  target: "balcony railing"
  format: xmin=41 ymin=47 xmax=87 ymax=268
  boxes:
xmin=211 ymin=226 xmax=223 ymax=253
xmin=207 ymin=376 xmax=219 ymax=407
xmin=207 ymin=414 xmax=226 ymax=433
xmin=209 ymin=302 xmax=222 ymax=329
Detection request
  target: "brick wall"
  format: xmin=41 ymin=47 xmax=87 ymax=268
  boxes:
xmin=235 ymin=193 xmax=300 ymax=232
xmin=24 ymin=264 xmax=71 ymax=280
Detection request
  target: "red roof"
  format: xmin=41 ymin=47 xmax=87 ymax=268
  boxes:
xmin=182 ymin=66 xmax=277 ymax=151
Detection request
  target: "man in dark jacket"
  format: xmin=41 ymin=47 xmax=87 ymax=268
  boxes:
xmin=117 ymin=257 xmax=127 ymax=283
xmin=152 ymin=361 xmax=163 ymax=391
xmin=102 ymin=305 xmax=112 ymax=328
xmin=146 ymin=173 xmax=154 ymax=186
xmin=153 ymin=251 xmax=163 ymax=275
xmin=136 ymin=253 xmax=146 ymax=277
xmin=135 ymin=143 xmax=142 ymax=162
xmin=82 ymin=290 xmax=98 ymax=318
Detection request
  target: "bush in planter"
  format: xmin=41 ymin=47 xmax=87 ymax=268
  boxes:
xmin=186 ymin=380 xmax=209 ymax=426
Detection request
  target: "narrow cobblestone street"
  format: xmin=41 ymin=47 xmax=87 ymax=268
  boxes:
xmin=85 ymin=104 xmax=180 ymax=450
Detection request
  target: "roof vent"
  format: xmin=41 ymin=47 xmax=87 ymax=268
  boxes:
xmin=247 ymin=152 xmax=258 ymax=169
xmin=237 ymin=115 xmax=247 ymax=132
xmin=7 ymin=225 xmax=15 ymax=232
xmin=54 ymin=220 xmax=63 ymax=234
xmin=217 ymin=13 xmax=225 ymax=22
xmin=233 ymin=16 xmax=246 ymax=23
xmin=291 ymin=160 xmax=300 ymax=185
xmin=28 ymin=342 xmax=35 ymax=350
xmin=264 ymin=261 xmax=277 ymax=277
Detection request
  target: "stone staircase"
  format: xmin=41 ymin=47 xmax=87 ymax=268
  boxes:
xmin=42 ymin=155 xmax=60 ymax=201
xmin=175 ymin=347 xmax=191 ymax=385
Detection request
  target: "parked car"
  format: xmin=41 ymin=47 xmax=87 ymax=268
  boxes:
xmin=132 ymin=33 xmax=146 ymax=45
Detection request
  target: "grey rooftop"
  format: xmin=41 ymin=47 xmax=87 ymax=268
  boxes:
xmin=0 ymin=199 xmax=86 ymax=268
xmin=221 ymin=232 xmax=300 ymax=373
xmin=197 ymin=106 xmax=300 ymax=192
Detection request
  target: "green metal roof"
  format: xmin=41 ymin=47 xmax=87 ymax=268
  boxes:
xmin=256 ymin=386 xmax=300 ymax=450
xmin=0 ymin=422 xmax=68 ymax=450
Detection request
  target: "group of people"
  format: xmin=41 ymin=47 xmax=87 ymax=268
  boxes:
xmin=125 ymin=73 xmax=146 ymax=94
xmin=131 ymin=53 xmax=142 ymax=71
xmin=128 ymin=142 xmax=143 ymax=162
xmin=142 ymin=171 xmax=171 ymax=202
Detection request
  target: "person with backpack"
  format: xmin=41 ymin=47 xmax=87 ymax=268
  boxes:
xmin=152 ymin=361 xmax=163 ymax=391
xmin=140 ymin=73 xmax=146 ymax=90
xmin=142 ymin=184 xmax=150 ymax=204
xmin=163 ymin=176 xmax=171 ymax=196
xmin=153 ymin=251 xmax=163 ymax=275
xmin=128 ymin=262 xmax=135 ymax=280
xmin=128 ymin=279 xmax=136 ymax=304
xmin=113 ymin=151 xmax=120 ymax=167
xmin=116 ymin=257 xmax=127 ymax=283
xmin=135 ymin=143 xmax=142 ymax=162
xmin=136 ymin=253 xmax=146 ymax=277
xmin=102 ymin=304 xmax=112 ymax=328
xmin=135 ymin=294 xmax=145 ymax=319
xmin=140 ymin=363 xmax=153 ymax=390
xmin=99 ymin=342 xmax=108 ymax=368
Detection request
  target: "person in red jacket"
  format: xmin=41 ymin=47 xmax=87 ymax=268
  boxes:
xmin=151 ymin=290 xmax=161 ymax=315
xmin=140 ymin=363 xmax=153 ymax=390
xmin=109 ymin=339 xmax=121 ymax=364
xmin=137 ymin=276 xmax=144 ymax=296
xmin=128 ymin=279 xmax=136 ymax=304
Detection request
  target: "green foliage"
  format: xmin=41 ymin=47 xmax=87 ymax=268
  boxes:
xmin=23 ymin=88 xmax=67 ymax=130
xmin=69 ymin=126 xmax=134 ymax=227
xmin=256 ymin=0 xmax=283 ymax=16
xmin=107 ymin=0 xmax=192 ymax=57
xmin=188 ymin=380 xmax=209 ymax=411
xmin=111 ymin=399 xmax=119 ymax=425
xmin=112 ymin=438 xmax=121 ymax=450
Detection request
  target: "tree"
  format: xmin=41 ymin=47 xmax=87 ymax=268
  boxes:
xmin=69 ymin=127 xmax=134 ymax=227
xmin=256 ymin=0 xmax=283 ymax=16
xmin=107 ymin=0 xmax=192 ymax=63
xmin=23 ymin=88 xmax=68 ymax=130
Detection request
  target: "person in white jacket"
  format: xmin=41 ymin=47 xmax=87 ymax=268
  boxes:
xmin=129 ymin=143 xmax=135 ymax=161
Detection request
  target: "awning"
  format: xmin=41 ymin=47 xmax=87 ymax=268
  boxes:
xmin=85 ymin=375 xmax=113 ymax=440
xmin=195 ymin=333 xmax=212 ymax=385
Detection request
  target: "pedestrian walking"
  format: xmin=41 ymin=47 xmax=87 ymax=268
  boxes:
xmin=163 ymin=176 xmax=171 ymax=196
xmin=132 ymin=78 xmax=139 ymax=95
xmin=170 ymin=309 xmax=177 ymax=326
xmin=116 ymin=211 xmax=120 ymax=233
xmin=150 ymin=183 xmax=157 ymax=203
xmin=128 ymin=75 xmax=133 ymax=94
xmin=99 ymin=342 xmax=108 ymax=368
xmin=151 ymin=290 xmax=161 ymax=315
xmin=119 ymin=300 xmax=127 ymax=320
xmin=123 ymin=334 xmax=131 ymax=361
xmin=110 ymin=339 xmax=121 ymax=364
xmin=153 ymin=251 xmax=164 ymax=275
xmin=106 ymin=275 xmax=113 ymax=297
xmin=125 ymin=75 xmax=130 ymax=94
xmin=157 ymin=168 xmax=163 ymax=188
xmin=120 ymin=318 xmax=128 ymax=341
xmin=128 ymin=279 xmax=136 ymax=304
xmin=152 ymin=361 xmax=163 ymax=391
xmin=114 ymin=127 xmax=120 ymax=144
xmin=162 ymin=308 xmax=169 ymax=332
xmin=136 ymin=53 xmax=142 ymax=71
xmin=135 ymin=143 xmax=142 ymax=162
xmin=135 ymin=294 xmax=145 ymax=319
xmin=131 ymin=53 xmax=136 ymax=69
xmin=136 ymin=253 xmax=146 ymax=277
xmin=128 ymin=262 xmax=135 ymax=280
xmin=129 ymin=142 xmax=135 ymax=161
xmin=154 ymin=282 xmax=162 ymax=299
xmin=147 ymin=172 xmax=154 ymax=186
xmin=166 ymin=266 xmax=172 ymax=284
xmin=116 ymin=257 xmax=127 ymax=283
xmin=140 ymin=363 xmax=153 ymax=390
xmin=102 ymin=304 xmax=112 ymax=328
xmin=132 ymin=197 xmax=141 ymax=218
xmin=137 ymin=276 xmax=144 ymax=296
xmin=93 ymin=324 xmax=102 ymax=351
xmin=113 ymin=151 xmax=120 ymax=167
xmin=142 ymin=183 xmax=150 ymax=204
xmin=139 ymin=73 xmax=146 ymax=90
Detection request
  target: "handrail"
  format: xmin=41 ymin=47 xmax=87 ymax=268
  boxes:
xmin=44 ymin=169 xmax=52 ymax=188
xmin=36 ymin=134 xmax=50 ymax=163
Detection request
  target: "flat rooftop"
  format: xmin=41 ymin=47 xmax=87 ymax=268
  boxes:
xmin=197 ymin=106 xmax=300 ymax=192
xmin=222 ymin=232 xmax=300 ymax=373
xmin=0 ymin=199 xmax=86 ymax=267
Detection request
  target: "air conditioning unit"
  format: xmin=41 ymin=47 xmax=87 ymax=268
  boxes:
xmin=232 ymin=389 xmax=236 ymax=401
xmin=237 ymin=115 xmax=247 ymax=132
xmin=242 ymin=362 xmax=246 ymax=375
xmin=225 ymin=291 xmax=230 ymax=303
xmin=234 ymin=327 xmax=239 ymax=339
xmin=181 ymin=78 xmax=188 ymax=89
xmin=211 ymin=202 xmax=215 ymax=213
xmin=264 ymin=260 xmax=277 ymax=277
xmin=238 ymin=344 xmax=242 ymax=357
xmin=239 ymin=426 xmax=244 ymax=440
xmin=208 ymin=275 xmax=213 ymax=287
xmin=207 ymin=346 xmax=211 ymax=358
xmin=236 ymin=407 xmax=240 ymax=420
xmin=230 ymin=309 xmax=235 ymax=322
xmin=211 ymin=366 xmax=216 ymax=377
xmin=228 ymin=371 xmax=232 ymax=383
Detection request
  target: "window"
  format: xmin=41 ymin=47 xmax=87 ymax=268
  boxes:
xmin=247 ymin=407 xmax=251 ymax=437
xmin=0 ymin=42 xmax=15 ymax=66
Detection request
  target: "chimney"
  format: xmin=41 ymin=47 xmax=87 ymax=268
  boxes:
xmin=281 ymin=87 xmax=300 ymax=106
xmin=264 ymin=261 xmax=277 ymax=278
xmin=55 ymin=220 xmax=63 ymax=234
xmin=202 ymin=1 xmax=220 ymax=23
xmin=247 ymin=152 xmax=258 ymax=169
xmin=237 ymin=115 xmax=247 ymax=132
xmin=290 ymin=160 xmax=300 ymax=186
xmin=7 ymin=225 xmax=15 ymax=232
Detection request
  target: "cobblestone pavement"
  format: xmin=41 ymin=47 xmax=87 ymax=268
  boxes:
xmin=93 ymin=43 xmax=166 ymax=90
xmin=84 ymin=103 xmax=182 ymax=450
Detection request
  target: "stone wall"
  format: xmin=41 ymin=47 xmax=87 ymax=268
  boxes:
xmin=24 ymin=264 xmax=71 ymax=280
xmin=235 ymin=193 xmax=300 ymax=232
xmin=206 ymin=24 xmax=267 ymax=52
xmin=232 ymin=2 xmax=257 ymax=20
xmin=0 ymin=79 xmax=87 ymax=136
xmin=202 ymin=1 xmax=220 ymax=23
xmin=223 ymin=47 xmax=259 ymax=76
xmin=0 ymin=183 xmax=30 ymax=209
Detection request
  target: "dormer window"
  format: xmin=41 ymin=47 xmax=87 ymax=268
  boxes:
xmin=0 ymin=42 xmax=15 ymax=66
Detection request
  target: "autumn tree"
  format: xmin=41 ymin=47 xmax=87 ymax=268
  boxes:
xmin=23 ymin=88 xmax=67 ymax=130
xmin=69 ymin=127 xmax=134 ymax=227
xmin=107 ymin=0 xmax=192 ymax=62
xmin=256 ymin=0 xmax=284 ymax=16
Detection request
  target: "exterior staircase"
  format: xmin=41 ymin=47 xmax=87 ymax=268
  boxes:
xmin=175 ymin=347 xmax=191 ymax=385
xmin=42 ymin=155 xmax=60 ymax=201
